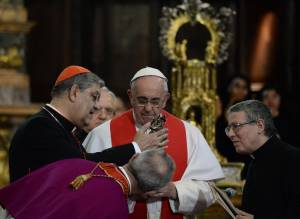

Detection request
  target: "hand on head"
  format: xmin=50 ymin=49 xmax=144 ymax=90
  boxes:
xmin=143 ymin=182 xmax=178 ymax=200
xmin=127 ymin=149 xmax=175 ymax=197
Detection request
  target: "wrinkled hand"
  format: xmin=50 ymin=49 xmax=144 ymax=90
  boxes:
xmin=143 ymin=182 xmax=178 ymax=200
xmin=235 ymin=209 xmax=254 ymax=219
xmin=134 ymin=122 xmax=168 ymax=151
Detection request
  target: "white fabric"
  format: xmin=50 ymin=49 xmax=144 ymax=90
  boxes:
xmin=83 ymin=115 xmax=224 ymax=219
xmin=131 ymin=141 xmax=141 ymax=153
xmin=0 ymin=206 xmax=14 ymax=219
xmin=119 ymin=167 xmax=132 ymax=194
xmin=130 ymin=67 xmax=167 ymax=83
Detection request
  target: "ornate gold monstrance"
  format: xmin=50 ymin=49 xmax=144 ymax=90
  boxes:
xmin=159 ymin=0 xmax=235 ymax=162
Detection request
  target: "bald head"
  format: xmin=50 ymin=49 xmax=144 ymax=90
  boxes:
xmin=129 ymin=149 xmax=175 ymax=192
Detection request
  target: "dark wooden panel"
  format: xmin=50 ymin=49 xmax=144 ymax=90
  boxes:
xmin=106 ymin=3 xmax=151 ymax=95
xmin=23 ymin=0 xmax=300 ymax=121
xmin=25 ymin=0 xmax=73 ymax=102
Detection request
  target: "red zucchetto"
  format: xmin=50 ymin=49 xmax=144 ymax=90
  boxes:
xmin=55 ymin=65 xmax=91 ymax=86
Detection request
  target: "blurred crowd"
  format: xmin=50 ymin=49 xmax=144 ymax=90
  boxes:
xmin=215 ymin=75 xmax=299 ymax=178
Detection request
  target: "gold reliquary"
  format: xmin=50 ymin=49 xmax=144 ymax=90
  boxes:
xmin=159 ymin=0 xmax=243 ymax=189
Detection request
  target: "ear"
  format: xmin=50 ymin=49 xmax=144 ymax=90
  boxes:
xmin=161 ymin=92 xmax=170 ymax=108
xmin=256 ymin=119 xmax=265 ymax=134
xmin=127 ymin=89 xmax=134 ymax=105
xmin=68 ymin=84 xmax=80 ymax=102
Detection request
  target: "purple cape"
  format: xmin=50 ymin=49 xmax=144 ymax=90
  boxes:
xmin=0 ymin=159 xmax=129 ymax=219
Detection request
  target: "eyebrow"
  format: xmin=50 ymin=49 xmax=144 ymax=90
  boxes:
xmin=92 ymin=91 xmax=101 ymax=100
xmin=136 ymin=96 xmax=161 ymax=100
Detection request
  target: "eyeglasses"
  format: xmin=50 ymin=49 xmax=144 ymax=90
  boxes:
xmin=134 ymin=97 xmax=162 ymax=108
xmin=225 ymin=120 xmax=256 ymax=136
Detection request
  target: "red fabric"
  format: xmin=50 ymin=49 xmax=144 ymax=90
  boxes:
xmin=110 ymin=110 xmax=136 ymax=146
xmin=55 ymin=65 xmax=90 ymax=86
xmin=98 ymin=162 xmax=130 ymax=195
xmin=110 ymin=110 xmax=187 ymax=219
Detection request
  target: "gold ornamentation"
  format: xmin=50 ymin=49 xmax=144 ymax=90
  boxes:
xmin=69 ymin=162 xmax=130 ymax=195
xmin=69 ymin=163 xmax=105 ymax=190
xmin=0 ymin=104 xmax=41 ymax=188
xmin=0 ymin=22 xmax=34 ymax=33
xmin=159 ymin=0 xmax=235 ymax=163
xmin=69 ymin=173 xmax=92 ymax=190
xmin=159 ymin=0 xmax=235 ymax=65
xmin=0 ymin=2 xmax=35 ymax=70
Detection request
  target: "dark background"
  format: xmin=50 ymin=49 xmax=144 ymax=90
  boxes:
xmin=24 ymin=0 xmax=300 ymax=119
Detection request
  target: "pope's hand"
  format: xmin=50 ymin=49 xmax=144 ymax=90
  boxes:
xmin=134 ymin=122 xmax=168 ymax=151
xmin=235 ymin=209 xmax=254 ymax=219
xmin=143 ymin=182 xmax=178 ymax=200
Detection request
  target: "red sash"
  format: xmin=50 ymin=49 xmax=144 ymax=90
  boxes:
xmin=110 ymin=110 xmax=187 ymax=219
xmin=98 ymin=162 xmax=130 ymax=195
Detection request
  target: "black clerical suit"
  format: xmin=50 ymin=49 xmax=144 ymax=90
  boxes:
xmin=9 ymin=105 xmax=135 ymax=182
xmin=242 ymin=136 xmax=300 ymax=219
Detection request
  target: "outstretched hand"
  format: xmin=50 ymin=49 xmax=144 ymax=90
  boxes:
xmin=133 ymin=122 xmax=168 ymax=151
xmin=235 ymin=209 xmax=254 ymax=219
xmin=143 ymin=182 xmax=178 ymax=200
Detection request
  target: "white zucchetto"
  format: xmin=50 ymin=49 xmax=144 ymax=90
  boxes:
xmin=130 ymin=67 xmax=168 ymax=84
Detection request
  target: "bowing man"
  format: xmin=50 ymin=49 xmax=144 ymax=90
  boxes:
xmin=0 ymin=149 xmax=175 ymax=219
xmin=84 ymin=67 xmax=224 ymax=218
xmin=9 ymin=65 xmax=168 ymax=182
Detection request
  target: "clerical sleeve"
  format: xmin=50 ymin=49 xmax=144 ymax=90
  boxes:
xmin=83 ymin=120 xmax=113 ymax=152
xmin=169 ymin=122 xmax=224 ymax=214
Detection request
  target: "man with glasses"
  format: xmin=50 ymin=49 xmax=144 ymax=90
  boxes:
xmin=83 ymin=66 xmax=224 ymax=219
xmin=86 ymin=86 xmax=117 ymax=130
xmin=75 ymin=86 xmax=118 ymax=142
xmin=224 ymin=120 xmax=257 ymax=137
xmin=9 ymin=66 xmax=168 ymax=182
xmin=225 ymin=100 xmax=300 ymax=219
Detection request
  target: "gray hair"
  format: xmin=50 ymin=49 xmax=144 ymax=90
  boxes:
xmin=130 ymin=77 xmax=169 ymax=92
xmin=226 ymin=100 xmax=277 ymax=137
xmin=101 ymin=86 xmax=116 ymax=101
xmin=130 ymin=149 xmax=175 ymax=192
xmin=51 ymin=72 xmax=105 ymax=98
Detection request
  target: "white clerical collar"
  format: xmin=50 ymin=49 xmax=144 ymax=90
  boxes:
xmin=46 ymin=104 xmax=69 ymax=120
xmin=119 ymin=167 xmax=131 ymax=194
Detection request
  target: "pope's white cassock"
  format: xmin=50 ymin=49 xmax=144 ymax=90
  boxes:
xmin=83 ymin=110 xmax=224 ymax=219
